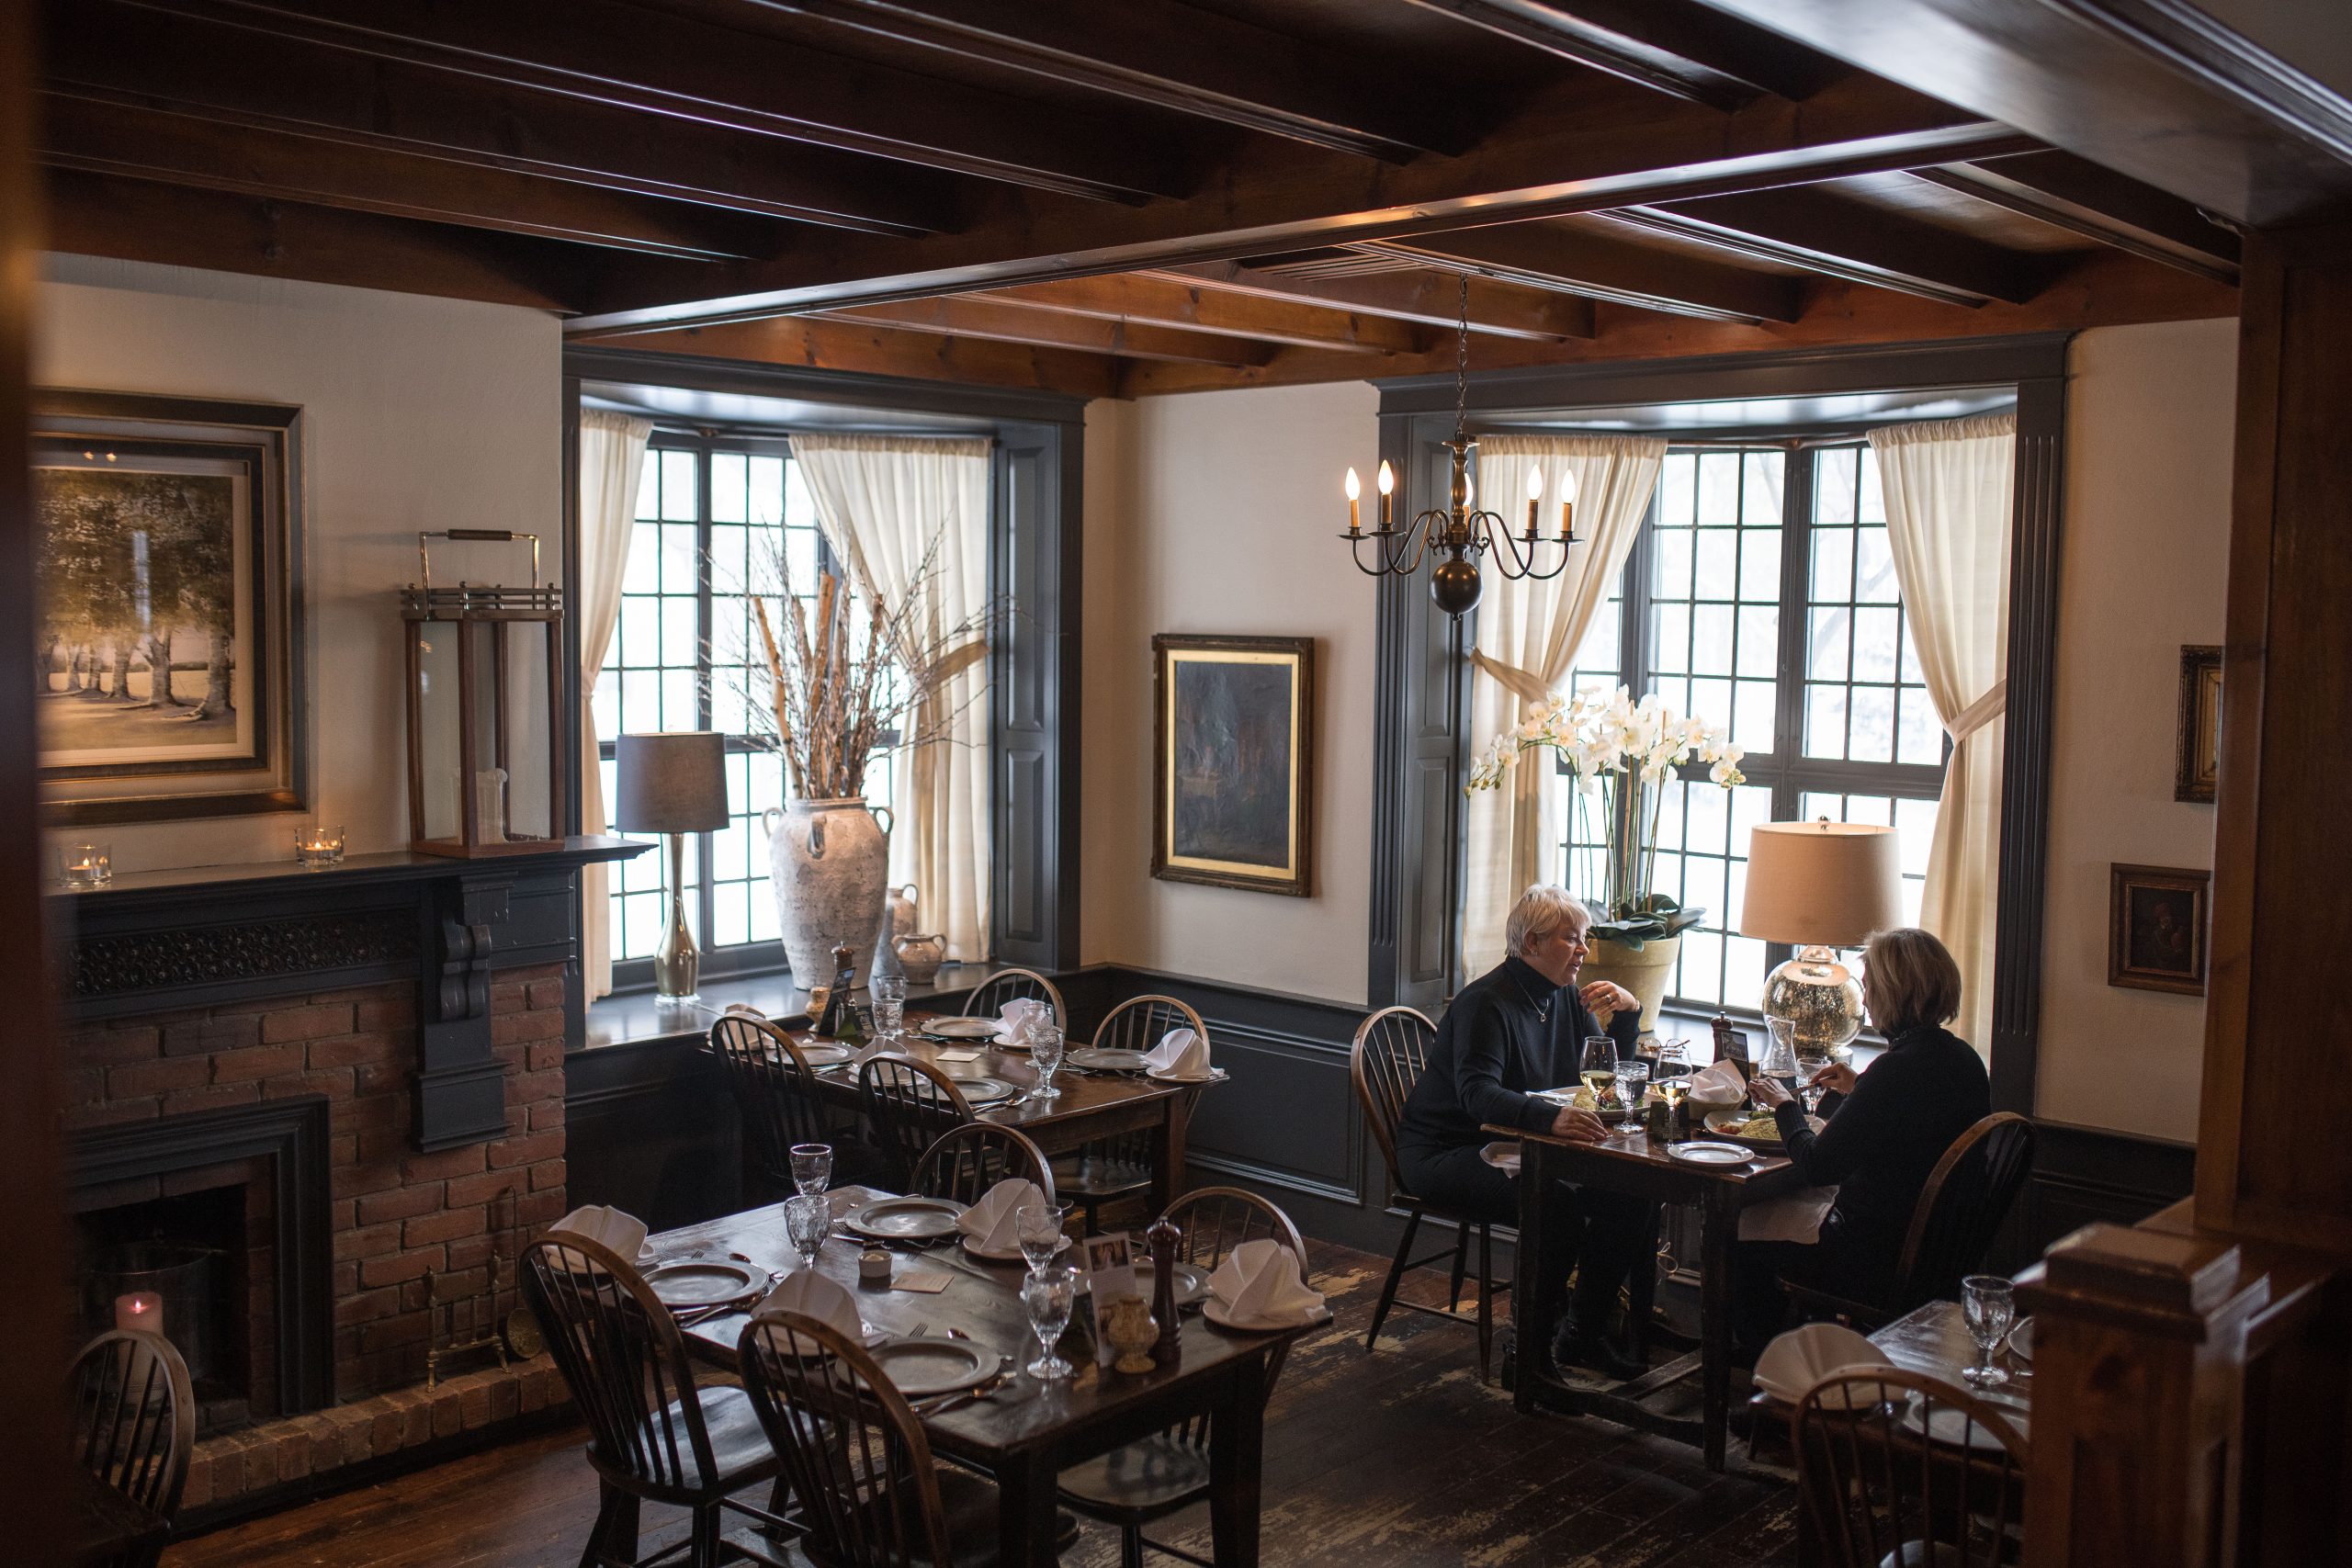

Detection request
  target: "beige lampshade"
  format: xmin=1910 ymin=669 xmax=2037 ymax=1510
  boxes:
xmin=616 ymin=731 xmax=729 ymax=835
xmin=1738 ymin=821 xmax=1904 ymax=946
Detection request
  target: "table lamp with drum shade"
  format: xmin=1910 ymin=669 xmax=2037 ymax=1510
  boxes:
xmin=1738 ymin=820 xmax=1905 ymax=1059
xmin=616 ymin=732 xmax=729 ymax=1002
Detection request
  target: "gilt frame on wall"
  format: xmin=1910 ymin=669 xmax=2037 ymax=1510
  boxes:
xmin=2109 ymin=863 xmax=2209 ymax=997
xmin=1151 ymin=634 xmax=1314 ymax=897
xmin=2174 ymin=644 xmax=2221 ymax=804
xmin=31 ymin=389 xmax=307 ymax=825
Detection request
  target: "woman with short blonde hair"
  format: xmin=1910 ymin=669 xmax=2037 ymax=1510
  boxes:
xmin=1856 ymin=926 xmax=1963 ymax=1034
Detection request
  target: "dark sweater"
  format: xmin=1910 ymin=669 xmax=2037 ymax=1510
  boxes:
xmin=1396 ymin=956 xmax=1641 ymax=1153
xmin=1772 ymin=1023 xmax=1991 ymax=1266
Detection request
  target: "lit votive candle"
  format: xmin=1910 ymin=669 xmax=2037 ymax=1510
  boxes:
xmin=295 ymin=824 xmax=346 ymax=869
xmin=61 ymin=843 xmax=111 ymax=889
xmin=114 ymin=1292 xmax=164 ymax=1336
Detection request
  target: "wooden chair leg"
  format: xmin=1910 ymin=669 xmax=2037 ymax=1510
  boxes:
xmin=1447 ymin=1224 xmax=1470 ymax=1313
xmin=1475 ymin=1222 xmax=1495 ymax=1384
xmin=581 ymin=1484 xmax=638 ymax=1568
xmin=690 ymin=1500 xmax=723 ymax=1568
xmin=1122 ymin=1522 xmax=1147 ymax=1568
xmin=1364 ymin=1209 xmax=1422 ymax=1353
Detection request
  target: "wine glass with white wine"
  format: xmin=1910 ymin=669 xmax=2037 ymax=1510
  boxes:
xmin=1579 ymin=1035 xmax=1619 ymax=1116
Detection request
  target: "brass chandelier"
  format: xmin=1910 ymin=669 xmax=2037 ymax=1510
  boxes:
xmin=1340 ymin=276 xmax=1577 ymax=616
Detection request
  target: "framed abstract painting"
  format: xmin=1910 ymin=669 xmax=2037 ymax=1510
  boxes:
xmin=1151 ymin=634 xmax=1313 ymax=897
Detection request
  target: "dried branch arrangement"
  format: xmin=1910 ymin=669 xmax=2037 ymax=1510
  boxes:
xmin=741 ymin=525 xmax=990 ymax=801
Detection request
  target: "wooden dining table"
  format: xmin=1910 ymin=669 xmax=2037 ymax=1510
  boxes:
xmin=1491 ymin=1114 xmax=1806 ymax=1472
xmin=652 ymin=1189 xmax=1310 ymax=1568
xmin=797 ymin=1017 xmax=1214 ymax=1213
xmin=1747 ymin=1298 xmax=2035 ymax=1432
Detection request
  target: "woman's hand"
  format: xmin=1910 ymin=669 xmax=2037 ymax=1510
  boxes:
xmin=1551 ymin=1106 xmax=1610 ymax=1143
xmin=1749 ymin=1076 xmax=1792 ymax=1110
xmin=1807 ymin=1062 xmax=1859 ymax=1098
xmin=1578 ymin=979 xmax=1639 ymax=1016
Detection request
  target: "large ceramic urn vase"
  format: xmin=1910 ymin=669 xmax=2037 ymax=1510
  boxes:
xmin=1578 ymin=934 xmax=1681 ymax=1035
xmin=763 ymin=798 xmax=895 ymax=987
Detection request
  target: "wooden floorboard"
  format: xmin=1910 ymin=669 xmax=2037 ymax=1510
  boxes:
xmin=164 ymin=1238 xmax=1796 ymax=1568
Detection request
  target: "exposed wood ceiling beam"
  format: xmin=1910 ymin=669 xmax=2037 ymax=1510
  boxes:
xmin=123 ymin=0 xmax=1187 ymax=203
xmin=612 ymin=316 xmax=1123 ymax=400
xmin=1395 ymin=0 xmax=1839 ymax=108
xmin=1914 ymin=152 xmax=2241 ymax=285
xmin=49 ymin=0 xmax=955 ymax=236
xmin=817 ymin=297 xmax=1275 ymax=367
xmin=1359 ymin=225 xmax=1803 ymax=323
xmin=734 ymin=0 xmax=1466 ymax=162
xmin=36 ymin=92 xmax=775 ymax=261
xmin=42 ymin=168 xmax=587 ymax=310
xmin=1611 ymin=186 xmax=2049 ymax=307
xmin=1686 ymin=0 xmax=2352 ymax=226
xmin=1151 ymin=260 xmax=1594 ymax=341
xmin=950 ymin=276 xmax=1426 ymax=355
xmin=568 ymin=80 xmax=2029 ymax=332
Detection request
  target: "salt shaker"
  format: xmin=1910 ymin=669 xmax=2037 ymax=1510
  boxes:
xmin=1147 ymin=1215 xmax=1182 ymax=1366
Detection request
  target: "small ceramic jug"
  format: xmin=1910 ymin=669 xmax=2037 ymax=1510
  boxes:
xmin=893 ymin=932 xmax=947 ymax=985
xmin=1102 ymin=1295 xmax=1159 ymax=1375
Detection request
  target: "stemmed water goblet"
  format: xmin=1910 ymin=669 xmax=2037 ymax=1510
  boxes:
xmin=870 ymin=972 xmax=908 ymax=1045
xmin=1016 ymin=1201 xmax=1071 ymax=1276
xmin=785 ymin=1191 xmax=833 ymax=1272
xmin=1962 ymin=1275 xmax=2016 ymax=1388
xmin=789 ymin=1143 xmax=833 ymax=1199
xmin=1613 ymin=1059 xmax=1650 ymax=1126
xmin=1028 ymin=1022 xmax=1067 ymax=1102
xmin=1021 ymin=1263 xmax=1079 ymax=1380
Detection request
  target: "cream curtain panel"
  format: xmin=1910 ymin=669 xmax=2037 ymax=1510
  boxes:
xmin=1460 ymin=434 xmax=1668 ymax=976
xmin=789 ymin=434 xmax=993 ymax=964
xmin=1870 ymin=412 xmax=2016 ymax=1056
xmin=577 ymin=408 xmax=655 ymax=1002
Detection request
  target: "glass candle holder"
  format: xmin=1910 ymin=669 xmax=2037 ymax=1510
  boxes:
xmin=60 ymin=843 xmax=112 ymax=889
xmin=294 ymin=824 xmax=346 ymax=869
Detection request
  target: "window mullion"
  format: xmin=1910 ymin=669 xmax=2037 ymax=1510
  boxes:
xmin=695 ymin=436 xmax=718 ymax=957
xmin=1775 ymin=445 xmax=1814 ymax=799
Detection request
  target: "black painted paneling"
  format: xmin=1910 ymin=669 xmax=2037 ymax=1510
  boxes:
xmin=990 ymin=425 xmax=1080 ymax=970
xmin=562 ymin=1036 xmax=741 ymax=1234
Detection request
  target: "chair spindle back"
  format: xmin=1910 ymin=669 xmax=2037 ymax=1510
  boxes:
xmin=911 ymin=1122 xmax=1056 ymax=1207
xmin=1900 ymin=1113 xmax=2037 ymax=1309
xmin=963 ymin=968 xmax=1067 ymax=1029
xmin=522 ymin=1235 xmax=718 ymax=1495
xmin=1794 ymin=1369 xmax=2028 ymax=1568
xmin=69 ymin=1330 xmax=192 ymax=1568
xmin=1093 ymin=995 xmax=1207 ymax=1057
xmin=1158 ymin=1187 xmax=1310 ymax=1447
xmin=858 ymin=1055 xmax=975 ymax=1190
xmin=1351 ymin=1006 xmax=1437 ymax=1194
xmin=707 ymin=1014 xmax=831 ymax=1195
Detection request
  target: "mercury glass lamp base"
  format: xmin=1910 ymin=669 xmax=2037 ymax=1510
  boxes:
xmin=1759 ymin=944 xmax=1865 ymax=1058
xmin=653 ymin=831 xmax=700 ymax=1002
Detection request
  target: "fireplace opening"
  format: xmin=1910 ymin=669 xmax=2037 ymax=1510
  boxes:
xmin=75 ymin=1182 xmax=263 ymax=1436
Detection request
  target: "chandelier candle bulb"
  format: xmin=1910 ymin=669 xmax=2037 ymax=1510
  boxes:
xmin=1558 ymin=468 xmax=1579 ymax=540
xmin=1376 ymin=459 xmax=1395 ymax=529
xmin=1344 ymin=467 xmax=1362 ymax=533
xmin=1525 ymin=466 xmax=1544 ymax=539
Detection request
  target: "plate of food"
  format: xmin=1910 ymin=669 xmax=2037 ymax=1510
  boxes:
xmin=1534 ymin=1086 xmax=1599 ymax=1111
xmin=1704 ymin=1109 xmax=1786 ymax=1148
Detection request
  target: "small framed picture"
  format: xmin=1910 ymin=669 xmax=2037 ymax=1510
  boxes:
xmin=1078 ymin=1232 xmax=1138 ymax=1366
xmin=2174 ymin=646 xmax=2221 ymax=804
xmin=2109 ymin=864 xmax=2210 ymax=996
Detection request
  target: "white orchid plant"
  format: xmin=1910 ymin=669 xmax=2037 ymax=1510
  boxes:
xmin=1468 ymin=685 xmax=1746 ymax=949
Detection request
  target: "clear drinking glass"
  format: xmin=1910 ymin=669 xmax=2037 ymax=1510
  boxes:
xmin=1962 ymin=1275 xmax=2016 ymax=1387
xmin=786 ymin=1192 xmax=832 ymax=1270
xmin=1028 ymin=1022 xmax=1066 ymax=1102
xmin=1579 ymin=1035 xmax=1618 ymax=1111
xmin=1021 ymin=1263 xmax=1079 ymax=1380
xmin=871 ymin=972 xmax=908 ymax=1043
xmin=789 ymin=1143 xmax=833 ymax=1198
xmin=1016 ymin=1201 xmax=1070 ymax=1275
xmin=1614 ymin=1059 xmax=1650 ymax=1125
xmin=1759 ymin=1016 xmax=1802 ymax=1089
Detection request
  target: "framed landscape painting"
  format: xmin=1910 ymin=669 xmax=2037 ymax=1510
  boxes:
xmin=1152 ymin=634 xmax=1313 ymax=897
xmin=32 ymin=390 xmax=306 ymax=825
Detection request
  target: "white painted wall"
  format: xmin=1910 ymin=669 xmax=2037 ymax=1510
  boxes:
xmin=32 ymin=254 xmax=562 ymax=873
xmin=2035 ymin=318 xmax=2236 ymax=1141
xmin=1080 ymin=381 xmax=1381 ymax=1005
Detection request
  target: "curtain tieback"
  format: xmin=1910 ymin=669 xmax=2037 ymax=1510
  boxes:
xmin=1468 ymin=649 xmax=1555 ymax=706
xmin=1946 ymin=678 xmax=2007 ymax=744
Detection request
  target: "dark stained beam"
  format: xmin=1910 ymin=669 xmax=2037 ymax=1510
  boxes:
xmin=569 ymin=78 xmax=2027 ymax=332
xmin=819 ymin=296 xmax=1275 ymax=367
xmin=1361 ymin=224 xmax=1803 ymax=323
xmin=953 ymin=275 xmax=1426 ymax=355
xmin=1915 ymin=151 xmax=2241 ymax=285
xmin=48 ymin=0 xmax=956 ymax=235
xmin=1687 ymin=0 xmax=2352 ymax=226
xmin=1396 ymin=0 xmax=1840 ymax=108
xmin=42 ymin=168 xmax=589 ymax=310
xmin=1153 ymin=259 xmax=1595 ymax=340
xmin=1613 ymin=186 xmax=2052 ymax=306
xmin=608 ymin=316 xmax=1123 ymax=400
xmin=737 ymin=0 xmax=1467 ymax=161
xmin=37 ymin=92 xmax=780 ymax=261
xmin=126 ymin=0 xmax=1187 ymax=202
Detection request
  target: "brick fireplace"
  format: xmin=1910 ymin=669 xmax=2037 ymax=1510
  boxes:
xmin=50 ymin=843 xmax=639 ymax=1515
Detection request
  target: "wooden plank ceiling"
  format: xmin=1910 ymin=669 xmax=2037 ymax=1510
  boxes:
xmin=37 ymin=0 xmax=2259 ymax=398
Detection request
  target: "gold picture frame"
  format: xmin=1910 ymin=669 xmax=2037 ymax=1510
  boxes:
xmin=2174 ymin=645 xmax=2220 ymax=804
xmin=2109 ymin=863 xmax=2209 ymax=996
xmin=1151 ymin=634 xmax=1313 ymax=897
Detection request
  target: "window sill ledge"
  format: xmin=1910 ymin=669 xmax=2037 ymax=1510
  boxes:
xmin=580 ymin=963 xmax=1000 ymax=1052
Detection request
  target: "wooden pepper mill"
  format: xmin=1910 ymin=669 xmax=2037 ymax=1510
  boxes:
xmin=1148 ymin=1215 xmax=1182 ymax=1366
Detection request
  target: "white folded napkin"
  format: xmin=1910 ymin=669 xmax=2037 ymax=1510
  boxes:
xmin=993 ymin=997 xmax=1054 ymax=1048
xmin=1142 ymin=1027 xmax=1211 ymax=1079
xmin=1207 ymin=1237 xmax=1327 ymax=1328
xmin=1753 ymin=1322 xmax=1897 ymax=1406
xmin=1478 ymin=1140 xmax=1522 ymax=1178
xmin=720 ymin=1002 xmax=766 ymax=1020
xmin=753 ymin=1268 xmax=865 ymax=1354
xmin=1737 ymin=1186 xmax=1839 ymax=1243
xmin=548 ymin=1204 xmax=650 ymax=1264
xmin=1687 ymin=1059 xmax=1746 ymax=1107
xmin=955 ymin=1177 xmax=1044 ymax=1254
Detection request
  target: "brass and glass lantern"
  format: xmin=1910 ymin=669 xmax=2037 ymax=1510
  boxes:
xmin=401 ymin=530 xmax=565 ymax=857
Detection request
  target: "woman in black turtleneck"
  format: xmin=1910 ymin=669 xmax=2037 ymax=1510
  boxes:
xmin=1733 ymin=927 xmax=1991 ymax=1358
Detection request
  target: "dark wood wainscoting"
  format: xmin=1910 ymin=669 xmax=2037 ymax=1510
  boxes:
xmin=561 ymin=1036 xmax=739 ymax=1234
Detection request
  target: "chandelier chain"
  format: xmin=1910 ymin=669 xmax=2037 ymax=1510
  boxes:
xmin=1453 ymin=274 xmax=1469 ymax=441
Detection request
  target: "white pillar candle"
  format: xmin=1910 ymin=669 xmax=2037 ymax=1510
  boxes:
xmin=114 ymin=1292 xmax=164 ymax=1336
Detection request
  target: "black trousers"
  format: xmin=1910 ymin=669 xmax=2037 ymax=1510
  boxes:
xmin=1730 ymin=1219 xmax=1894 ymax=1361
xmin=1397 ymin=1142 xmax=1654 ymax=1337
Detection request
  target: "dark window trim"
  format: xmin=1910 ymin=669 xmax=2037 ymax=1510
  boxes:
xmin=1370 ymin=334 xmax=2068 ymax=1114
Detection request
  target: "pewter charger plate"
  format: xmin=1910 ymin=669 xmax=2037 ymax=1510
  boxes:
xmin=922 ymin=1018 xmax=1001 ymax=1041
xmin=643 ymin=1258 xmax=764 ymax=1308
xmin=869 ymin=1336 xmax=997 ymax=1398
xmin=845 ymin=1196 xmax=967 ymax=1241
xmin=1069 ymin=1047 xmax=1150 ymax=1071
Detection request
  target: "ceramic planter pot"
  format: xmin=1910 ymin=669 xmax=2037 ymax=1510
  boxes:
xmin=763 ymin=798 xmax=895 ymax=988
xmin=1579 ymin=933 xmax=1681 ymax=1034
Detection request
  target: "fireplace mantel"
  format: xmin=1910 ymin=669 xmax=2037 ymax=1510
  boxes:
xmin=51 ymin=837 xmax=643 ymax=1148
